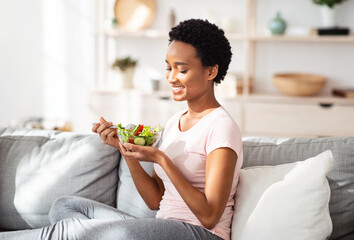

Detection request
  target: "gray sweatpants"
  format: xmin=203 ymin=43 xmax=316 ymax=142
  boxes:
xmin=0 ymin=196 xmax=223 ymax=240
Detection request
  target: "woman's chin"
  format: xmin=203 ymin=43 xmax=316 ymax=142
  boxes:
xmin=172 ymin=95 xmax=184 ymax=101
xmin=171 ymin=93 xmax=186 ymax=101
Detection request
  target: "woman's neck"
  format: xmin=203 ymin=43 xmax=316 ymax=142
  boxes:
xmin=179 ymin=98 xmax=220 ymax=132
xmin=186 ymin=95 xmax=220 ymax=119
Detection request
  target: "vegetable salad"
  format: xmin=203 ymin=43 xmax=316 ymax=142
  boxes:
xmin=117 ymin=124 xmax=161 ymax=146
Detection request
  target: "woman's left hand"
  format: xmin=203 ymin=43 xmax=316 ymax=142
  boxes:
xmin=118 ymin=141 xmax=166 ymax=165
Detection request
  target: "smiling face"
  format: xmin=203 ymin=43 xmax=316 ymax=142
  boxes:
xmin=165 ymin=40 xmax=217 ymax=103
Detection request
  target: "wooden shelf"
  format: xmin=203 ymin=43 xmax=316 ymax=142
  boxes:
xmin=101 ymin=28 xmax=354 ymax=43
xmin=92 ymin=89 xmax=354 ymax=106
xmin=242 ymin=93 xmax=354 ymax=106
xmin=225 ymin=33 xmax=247 ymax=40
xmin=250 ymin=35 xmax=354 ymax=43
xmin=103 ymin=28 xmax=168 ymax=38
xmin=217 ymin=93 xmax=354 ymax=106
xmin=102 ymin=28 xmax=248 ymax=41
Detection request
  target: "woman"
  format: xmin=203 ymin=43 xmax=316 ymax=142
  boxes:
xmin=0 ymin=19 xmax=242 ymax=240
xmin=92 ymin=18 xmax=243 ymax=240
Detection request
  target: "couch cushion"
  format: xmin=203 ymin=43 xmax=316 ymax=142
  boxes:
xmin=232 ymin=150 xmax=333 ymax=240
xmin=116 ymin=157 xmax=157 ymax=218
xmin=0 ymin=127 xmax=120 ymax=230
xmin=241 ymin=137 xmax=354 ymax=240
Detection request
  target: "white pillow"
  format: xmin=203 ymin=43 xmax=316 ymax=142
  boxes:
xmin=231 ymin=150 xmax=333 ymax=240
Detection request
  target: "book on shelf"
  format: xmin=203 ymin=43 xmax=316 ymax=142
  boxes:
xmin=311 ymin=27 xmax=350 ymax=36
xmin=332 ymin=88 xmax=354 ymax=98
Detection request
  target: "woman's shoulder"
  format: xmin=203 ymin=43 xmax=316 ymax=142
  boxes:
xmin=208 ymin=107 xmax=239 ymax=126
xmin=203 ymin=107 xmax=242 ymax=156
xmin=206 ymin=107 xmax=241 ymax=137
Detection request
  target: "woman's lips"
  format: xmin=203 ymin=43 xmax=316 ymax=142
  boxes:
xmin=171 ymin=86 xmax=185 ymax=94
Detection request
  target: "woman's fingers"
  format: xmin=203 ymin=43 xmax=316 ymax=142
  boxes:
xmin=118 ymin=142 xmax=161 ymax=164
xmin=122 ymin=143 xmax=154 ymax=161
xmin=100 ymin=116 xmax=107 ymax=124
xmin=92 ymin=117 xmax=111 ymax=133
xmin=100 ymin=128 xmax=119 ymax=145
xmin=99 ymin=127 xmax=111 ymax=141
xmin=92 ymin=123 xmax=100 ymax=133
xmin=91 ymin=117 xmax=121 ymax=149
xmin=97 ymin=121 xmax=113 ymax=134
xmin=118 ymin=141 xmax=133 ymax=157
xmin=123 ymin=142 xmax=135 ymax=152
xmin=108 ymin=130 xmax=117 ymax=137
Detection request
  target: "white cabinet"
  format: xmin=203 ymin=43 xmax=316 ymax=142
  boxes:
xmin=243 ymin=101 xmax=354 ymax=137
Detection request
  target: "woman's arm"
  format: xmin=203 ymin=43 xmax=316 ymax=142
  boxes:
xmin=123 ymin=143 xmax=237 ymax=230
xmin=92 ymin=117 xmax=165 ymax=210
xmin=119 ymin=142 xmax=165 ymax=210
xmin=162 ymin=147 xmax=237 ymax=229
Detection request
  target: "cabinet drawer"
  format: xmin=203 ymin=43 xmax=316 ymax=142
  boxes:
xmin=243 ymin=102 xmax=354 ymax=137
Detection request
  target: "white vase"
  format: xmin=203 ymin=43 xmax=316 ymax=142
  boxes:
xmin=320 ymin=5 xmax=336 ymax=28
xmin=117 ymin=67 xmax=135 ymax=89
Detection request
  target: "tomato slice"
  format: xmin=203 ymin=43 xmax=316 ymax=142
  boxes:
xmin=128 ymin=137 xmax=134 ymax=143
xmin=134 ymin=124 xmax=144 ymax=136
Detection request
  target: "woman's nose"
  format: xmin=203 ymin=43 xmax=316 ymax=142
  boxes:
xmin=167 ymin=71 xmax=176 ymax=83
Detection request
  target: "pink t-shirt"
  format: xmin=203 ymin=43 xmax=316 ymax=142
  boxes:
xmin=154 ymin=106 xmax=243 ymax=240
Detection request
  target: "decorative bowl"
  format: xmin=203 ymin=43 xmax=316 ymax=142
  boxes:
xmin=273 ymin=73 xmax=326 ymax=96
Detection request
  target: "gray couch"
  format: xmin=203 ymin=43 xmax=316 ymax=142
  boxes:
xmin=0 ymin=127 xmax=353 ymax=239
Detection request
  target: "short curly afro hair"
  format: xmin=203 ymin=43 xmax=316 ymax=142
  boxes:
xmin=168 ymin=19 xmax=232 ymax=84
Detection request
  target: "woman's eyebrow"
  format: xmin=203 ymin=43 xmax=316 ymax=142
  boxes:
xmin=165 ymin=59 xmax=188 ymax=65
xmin=174 ymin=62 xmax=188 ymax=65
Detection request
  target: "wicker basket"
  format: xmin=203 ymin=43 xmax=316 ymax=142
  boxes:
xmin=273 ymin=73 xmax=326 ymax=96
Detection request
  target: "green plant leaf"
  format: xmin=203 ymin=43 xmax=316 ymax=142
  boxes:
xmin=312 ymin=0 xmax=348 ymax=8
xmin=112 ymin=56 xmax=137 ymax=71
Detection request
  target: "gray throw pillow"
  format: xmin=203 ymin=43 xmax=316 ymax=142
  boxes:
xmin=0 ymin=127 xmax=120 ymax=230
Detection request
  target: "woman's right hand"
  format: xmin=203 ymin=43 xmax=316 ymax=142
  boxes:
xmin=92 ymin=117 xmax=121 ymax=149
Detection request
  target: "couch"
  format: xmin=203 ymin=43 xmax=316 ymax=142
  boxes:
xmin=0 ymin=127 xmax=353 ymax=239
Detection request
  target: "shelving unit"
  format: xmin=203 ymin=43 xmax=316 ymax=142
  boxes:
xmin=93 ymin=0 xmax=354 ymax=137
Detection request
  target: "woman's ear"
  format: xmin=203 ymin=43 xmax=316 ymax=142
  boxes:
xmin=207 ymin=65 xmax=219 ymax=81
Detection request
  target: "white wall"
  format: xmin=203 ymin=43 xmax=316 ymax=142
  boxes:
xmin=1 ymin=0 xmax=354 ymax=132
xmin=0 ymin=0 xmax=43 ymax=126
xmin=0 ymin=0 xmax=95 ymax=132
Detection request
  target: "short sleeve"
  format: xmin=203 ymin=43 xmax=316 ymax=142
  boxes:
xmin=205 ymin=118 xmax=242 ymax=158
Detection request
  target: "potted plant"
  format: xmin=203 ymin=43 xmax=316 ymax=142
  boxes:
xmin=313 ymin=0 xmax=347 ymax=8
xmin=312 ymin=0 xmax=348 ymax=28
xmin=111 ymin=56 xmax=137 ymax=88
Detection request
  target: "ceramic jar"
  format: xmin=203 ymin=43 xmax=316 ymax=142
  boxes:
xmin=268 ymin=12 xmax=287 ymax=35
xmin=320 ymin=5 xmax=336 ymax=28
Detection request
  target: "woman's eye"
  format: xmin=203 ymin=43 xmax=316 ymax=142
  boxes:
xmin=179 ymin=70 xmax=188 ymax=74
xmin=166 ymin=67 xmax=171 ymax=71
